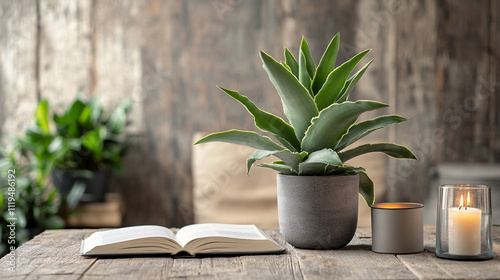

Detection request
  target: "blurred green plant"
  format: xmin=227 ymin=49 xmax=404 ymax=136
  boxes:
xmin=22 ymin=97 xmax=133 ymax=176
xmin=0 ymin=139 xmax=83 ymax=256
xmin=0 ymin=96 xmax=131 ymax=256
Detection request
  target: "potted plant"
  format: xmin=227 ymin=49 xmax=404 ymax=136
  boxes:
xmin=23 ymin=97 xmax=132 ymax=203
xmin=195 ymin=34 xmax=417 ymax=249
xmin=0 ymin=138 xmax=83 ymax=257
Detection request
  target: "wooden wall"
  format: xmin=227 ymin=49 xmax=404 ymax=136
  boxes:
xmin=0 ymin=0 xmax=498 ymax=227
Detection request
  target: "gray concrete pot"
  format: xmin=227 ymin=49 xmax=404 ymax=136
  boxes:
xmin=277 ymin=174 xmax=359 ymax=249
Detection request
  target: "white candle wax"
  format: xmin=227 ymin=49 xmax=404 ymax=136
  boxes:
xmin=448 ymin=207 xmax=481 ymax=255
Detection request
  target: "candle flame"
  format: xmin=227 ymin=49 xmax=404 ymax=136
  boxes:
xmin=459 ymin=192 xmax=471 ymax=210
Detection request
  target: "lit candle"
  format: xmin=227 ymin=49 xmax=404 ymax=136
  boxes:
xmin=448 ymin=192 xmax=481 ymax=255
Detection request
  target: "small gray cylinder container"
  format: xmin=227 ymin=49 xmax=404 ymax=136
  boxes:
xmin=371 ymin=203 xmax=424 ymax=254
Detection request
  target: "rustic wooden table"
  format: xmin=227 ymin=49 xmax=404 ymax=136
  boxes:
xmin=1 ymin=226 xmax=499 ymax=279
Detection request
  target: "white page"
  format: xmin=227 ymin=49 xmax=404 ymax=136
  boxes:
xmin=84 ymin=225 xmax=178 ymax=253
xmin=176 ymin=224 xmax=267 ymax=247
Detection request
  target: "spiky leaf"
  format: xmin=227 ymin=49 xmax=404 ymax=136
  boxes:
xmin=260 ymin=51 xmax=319 ymax=141
xmin=298 ymin=148 xmax=342 ymax=175
xmin=217 ymin=86 xmax=300 ymax=151
xmin=300 ymin=37 xmax=316 ymax=78
xmin=284 ymin=47 xmax=299 ymax=77
xmin=358 ymin=171 xmax=375 ymax=206
xmin=311 ymin=33 xmax=340 ymax=94
xmin=325 ymin=165 xmax=365 ymax=175
xmin=339 ymin=143 xmax=418 ymax=162
xmin=314 ymin=49 xmax=370 ymax=111
xmin=254 ymin=162 xmax=297 ymax=175
xmin=299 ymin=50 xmax=313 ymax=96
xmin=301 ymin=101 xmax=388 ymax=153
xmin=35 ymin=100 xmax=50 ymax=134
xmin=195 ymin=130 xmax=284 ymax=151
xmin=336 ymin=60 xmax=373 ymax=103
xmin=336 ymin=115 xmax=407 ymax=151
xmin=281 ymin=62 xmax=292 ymax=72
xmin=247 ymin=149 xmax=307 ymax=173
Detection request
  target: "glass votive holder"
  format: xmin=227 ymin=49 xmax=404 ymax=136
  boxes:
xmin=436 ymin=185 xmax=493 ymax=260
xmin=371 ymin=203 xmax=424 ymax=254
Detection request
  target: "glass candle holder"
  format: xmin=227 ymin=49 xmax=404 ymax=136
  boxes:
xmin=436 ymin=185 xmax=493 ymax=260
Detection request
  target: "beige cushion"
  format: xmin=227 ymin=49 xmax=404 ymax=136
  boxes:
xmin=192 ymin=133 xmax=387 ymax=228
xmin=192 ymin=132 xmax=279 ymax=228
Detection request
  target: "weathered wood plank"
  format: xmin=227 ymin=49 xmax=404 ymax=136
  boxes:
xmin=435 ymin=0 xmax=494 ymax=163
xmin=0 ymin=230 xmax=96 ymax=279
xmin=1 ymin=227 xmax=500 ymax=279
xmin=398 ymin=227 xmax=500 ymax=280
xmin=291 ymin=231 xmax=417 ymax=279
xmin=389 ymin=0 xmax=438 ymax=203
xmin=490 ymin=0 xmax=500 ymax=162
xmin=0 ymin=0 xmax=38 ymax=141
xmin=82 ymin=257 xmax=172 ymax=280
xmin=38 ymin=0 xmax=92 ymax=105
xmin=92 ymin=0 xmax=174 ymax=227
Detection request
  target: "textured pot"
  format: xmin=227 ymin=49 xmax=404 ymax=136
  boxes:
xmin=51 ymin=169 xmax=111 ymax=203
xmin=277 ymin=174 xmax=359 ymax=249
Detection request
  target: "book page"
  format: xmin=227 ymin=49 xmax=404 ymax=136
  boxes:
xmin=83 ymin=225 xmax=178 ymax=254
xmin=176 ymin=224 xmax=267 ymax=247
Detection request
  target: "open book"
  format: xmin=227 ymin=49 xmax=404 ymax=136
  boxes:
xmin=81 ymin=223 xmax=285 ymax=256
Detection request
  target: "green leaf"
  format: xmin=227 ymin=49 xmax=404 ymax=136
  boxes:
xmin=81 ymin=127 xmax=107 ymax=160
xmin=300 ymin=36 xmax=316 ymax=78
xmin=314 ymin=49 xmax=370 ymax=111
xmin=358 ymin=172 xmax=374 ymax=206
xmin=284 ymin=47 xmax=299 ymax=77
xmin=325 ymin=165 xmax=365 ymax=175
xmin=247 ymin=150 xmax=277 ymax=173
xmin=78 ymin=106 xmax=92 ymax=126
xmin=35 ymin=100 xmax=50 ymax=134
xmin=299 ymin=50 xmax=313 ymax=97
xmin=48 ymin=136 xmax=63 ymax=153
xmin=311 ymin=33 xmax=340 ymax=94
xmin=301 ymin=101 xmax=388 ymax=153
xmin=260 ymin=51 xmax=319 ymax=141
xmin=195 ymin=129 xmax=284 ymax=151
xmin=336 ymin=60 xmax=373 ymax=103
xmin=67 ymin=99 xmax=86 ymax=122
xmin=217 ymin=86 xmax=300 ymax=151
xmin=254 ymin=162 xmax=297 ymax=175
xmin=88 ymin=98 xmax=103 ymax=125
xmin=281 ymin=61 xmax=292 ymax=72
xmin=247 ymin=149 xmax=307 ymax=173
xmin=336 ymin=115 xmax=407 ymax=151
xmin=298 ymin=148 xmax=342 ymax=175
xmin=339 ymin=143 xmax=418 ymax=162
xmin=108 ymin=99 xmax=133 ymax=134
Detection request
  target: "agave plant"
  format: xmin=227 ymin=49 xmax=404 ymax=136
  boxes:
xmin=195 ymin=34 xmax=416 ymax=205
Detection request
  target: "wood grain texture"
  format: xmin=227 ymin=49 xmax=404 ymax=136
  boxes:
xmin=93 ymin=0 xmax=175 ymax=227
xmin=1 ymin=227 xmax=499 ymax=279
xmin=38 ymin=0 xmax=93 ymax=106
xmin=388 ymin=0 xmax=438 ymax=202
xmin=436 ymin=0 xmax=497 ymax=163
xmin=0 ymin=1 xmax=38 ymax=141
xmin=490 ymin=0 xmax=500 ymax=162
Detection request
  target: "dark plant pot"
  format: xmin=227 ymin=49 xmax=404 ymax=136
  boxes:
xmin=277 ymin=174 xmax=359 ymax=249
xmin=51 ymin=169 xmax=111 ymax=203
